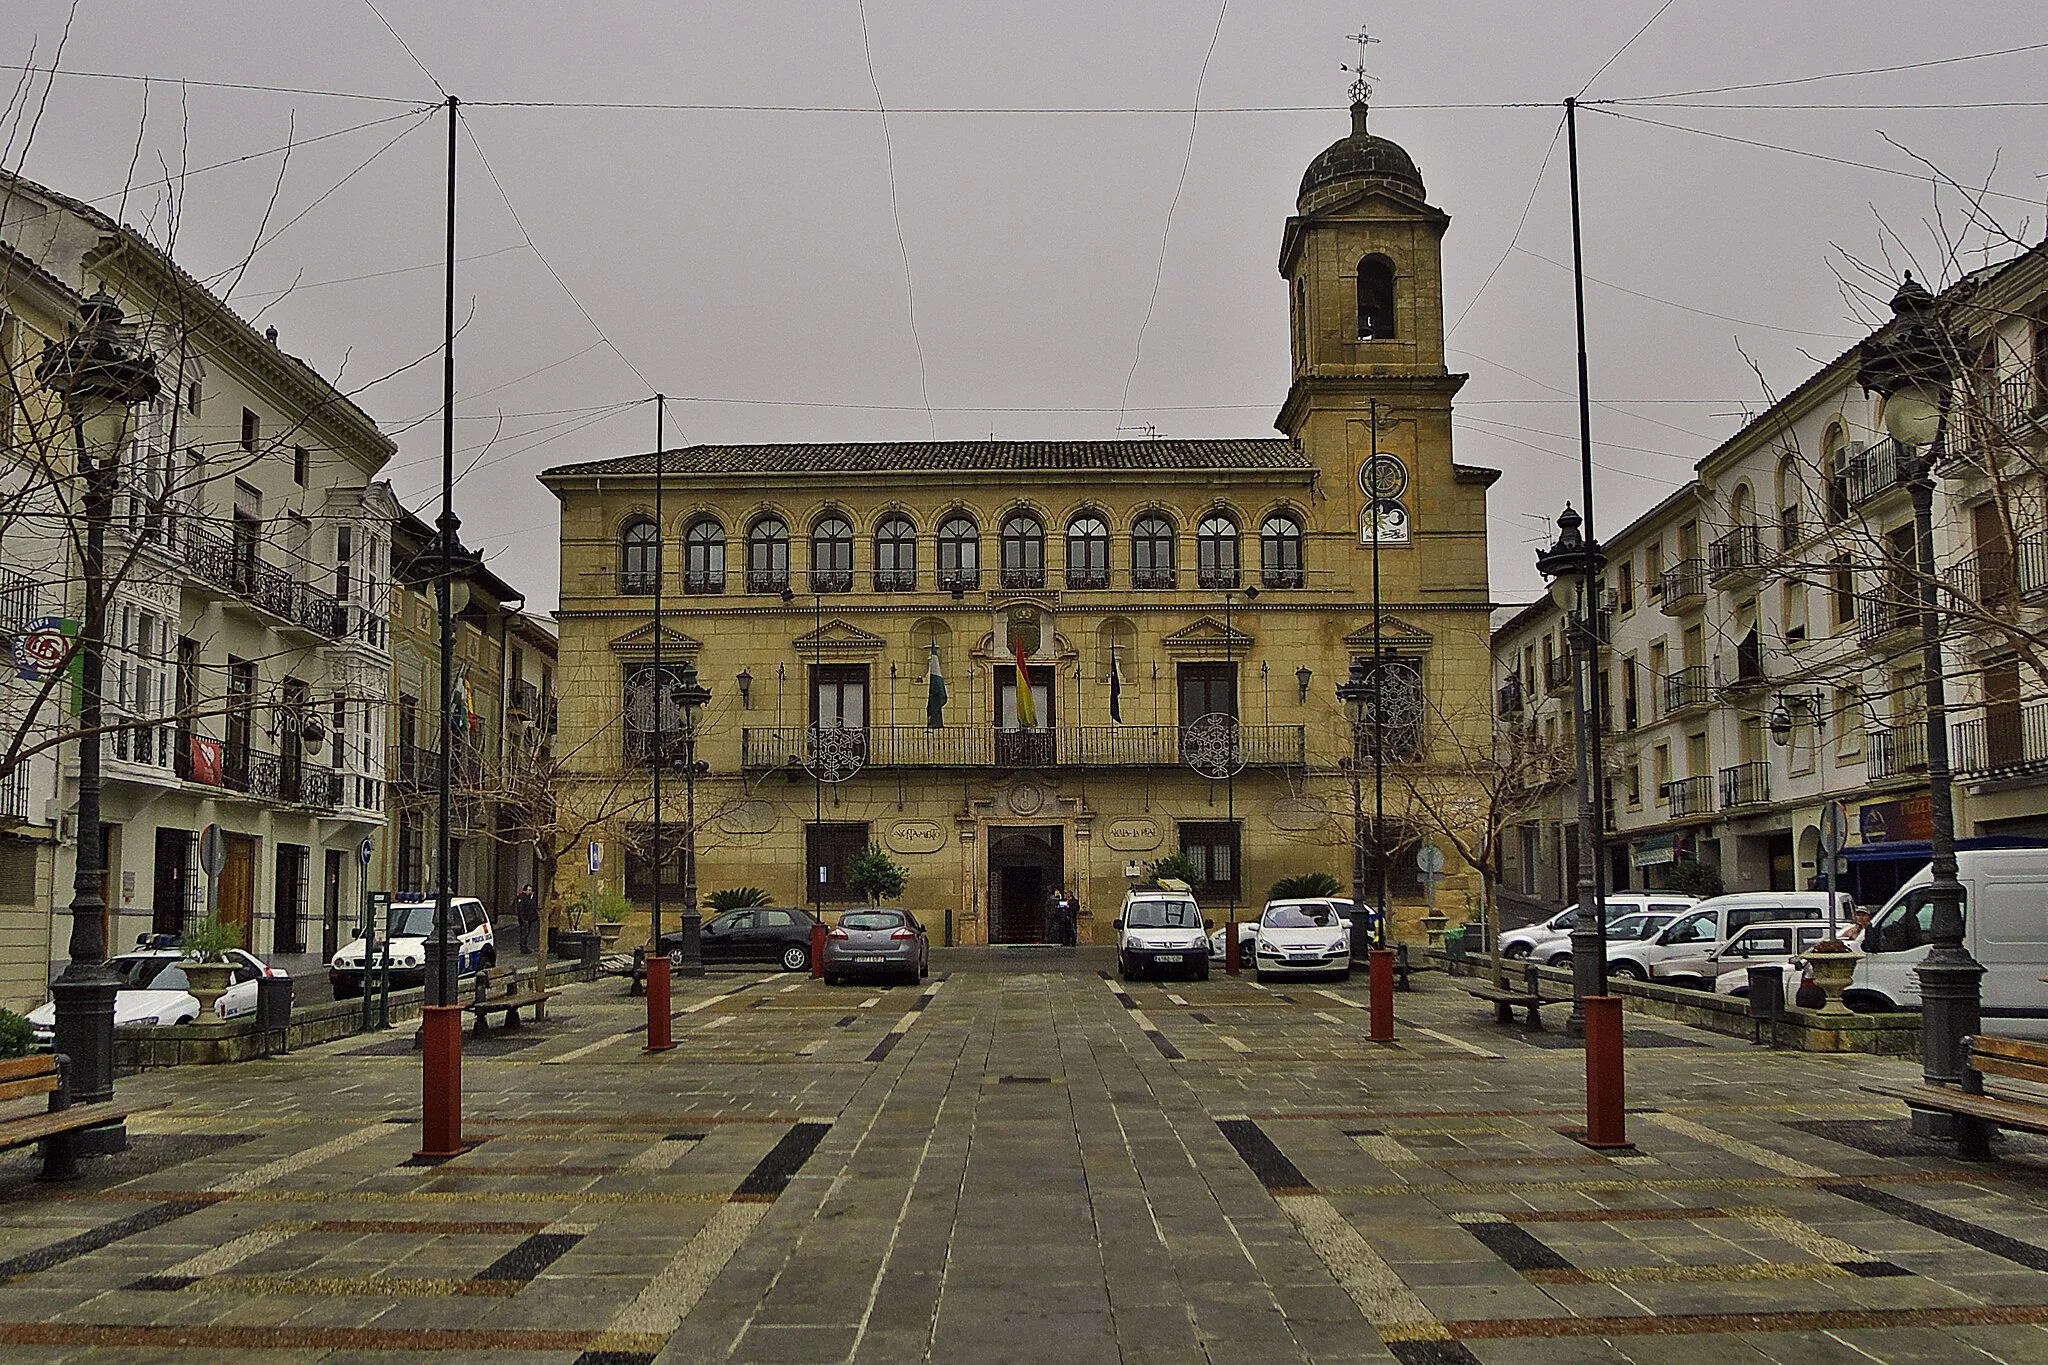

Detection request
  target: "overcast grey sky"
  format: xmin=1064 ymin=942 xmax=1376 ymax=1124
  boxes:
xmin=8 ymin=2 xmax=2045 ymax=612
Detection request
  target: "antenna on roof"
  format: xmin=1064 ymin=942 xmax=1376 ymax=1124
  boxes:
xmin=1115 ymin=423 xmax=1163 ymax=441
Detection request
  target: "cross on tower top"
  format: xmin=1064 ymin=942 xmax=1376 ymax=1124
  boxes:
xmin=1342 ymin=27 xmax=1380 ymax=106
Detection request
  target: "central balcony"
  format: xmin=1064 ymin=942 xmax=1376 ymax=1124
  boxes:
xmin=1865 ymin=723 xmax=1928 ymax=780
xmin=1848 ymin=437 xmax=1911 ymax=505
xmin=188 ymin=526 xmax=345 ymax=638
xmin=1719 ymin=760 xmax=1771 ymax=810
xmin=1707 ymin=525 xmax=1763 ymax=586
xmin=1663 ymin=774 xmax=1714 ymax=819
xmin=739 ymin=723 xmax=1308 ymax=771
xmin=1659 ymin=558 xmax=1706 ymax=614
xmin=1662 ymin=665 xmax=1711 ymax=714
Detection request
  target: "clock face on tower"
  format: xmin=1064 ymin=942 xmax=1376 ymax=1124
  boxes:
xmin=1359 ymin=453 xmax=1408 ymax=500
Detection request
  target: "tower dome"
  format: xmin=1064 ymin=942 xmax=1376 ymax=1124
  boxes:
xmin=1297 ymin=101 xmax=1425 ymax=214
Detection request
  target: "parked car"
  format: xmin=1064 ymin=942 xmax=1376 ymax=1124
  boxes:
xmin=1117 ymin=883 xmax=1210 ymax=981
xmin=661 ymin=906 xmax=822 ymax=972
xmin=1210 ymin=897 xmax=1361 ymax=963
xmin=1536 ymin=911 xmax=1681 ymax=968
xmin=27 ymin=947 xmax=281 ymax=1046
xmin=1250 ymin=901 xmax=1352 ymax=981
xmin=1501 ymin=893 xmax=1699 ymax=959
xmin=1710 ymin=921 xmax=1840 ymax=1003
xmin=822 ymin=907 xmax=929 ymax=986
xmin=1606 ymin=892 xmax=1844 ymax=988
xmin=1850 ymin=848 xmax=2048 ymax=1031
xmin=330 ymin=896 xmax=495 ymax=999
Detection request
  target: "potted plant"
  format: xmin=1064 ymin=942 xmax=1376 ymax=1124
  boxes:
xmin=846 ymin=845 xmax=908 ymax=905
xmin=179 ymin=915 xmax=241 ymax=1021
xmin=1803 ymin=937 xmax=1858 ymax=1016
xmin=590 ymin=889 xmax=630 ymax=949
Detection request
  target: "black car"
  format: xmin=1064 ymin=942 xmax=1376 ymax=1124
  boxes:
xmin=660 ymin=906 xmax=822 ymax=972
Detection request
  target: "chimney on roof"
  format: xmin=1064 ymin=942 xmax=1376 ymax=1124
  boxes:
xmin=264 ymin=325 xmax=278 ymax=345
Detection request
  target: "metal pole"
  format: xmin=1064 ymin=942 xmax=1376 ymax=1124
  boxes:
xmin=652 ymin=396 xmax=664 ymax=950
xmin=1907 ymin=434 xmax=1982 ymax=1094
xmin=813 ymin=590 xmax=823 ymax=920
xmin=1225 ymin=590 xmax=1237 ymax=945
xmin=1370 ymin=400 xmax=1387 ymax=946
xmin=419 ymin=91 xmax=464 ymax=1160
xmin=1564 ymin=96 xmax=1611 ymax=1032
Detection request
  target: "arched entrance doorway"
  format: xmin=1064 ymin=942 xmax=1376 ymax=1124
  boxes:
xmin=988 ymin=827 xmax=1063 ymax=944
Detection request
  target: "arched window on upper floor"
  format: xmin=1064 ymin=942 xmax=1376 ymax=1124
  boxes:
xmin=619 ymin=516 xmax=659 ymax=595
xmin=937 ymin=514 xmax=980 ymax=590
xmin=874 ymin=515 xmax=917 ymax=591
xmin=746 ymin=516 xmax=788 ymax=593
xmin=1197 ymin=513 xmax=1240 ymax=590
xmin=1132 ymin=513 xmax=1177 ymax=589
xmin=1261 ymin=512 xmax=1305 ymax=588
xmin=1000 ymin=512 xmax=1045 ymax=589
xmin=683 ymin=517 xmax=725 ymax=594
xmin=1776 ymin=454 xmax=1803 ymax=549
xmin=811 ymin=514 xmax=854 ymax=593
xmin=1357 ymin=255 xmax=1396 ymax=340
xmin=1065 ymin=513 xmax=1109 ymax=589
xmin=1822 ymin=428 xmax=1850 ymax=525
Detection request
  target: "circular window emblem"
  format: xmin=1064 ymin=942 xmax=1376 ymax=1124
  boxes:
xmin=1360 ymin=454 xmax=1408 ymax=501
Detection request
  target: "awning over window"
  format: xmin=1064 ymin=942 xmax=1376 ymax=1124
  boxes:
xmin=1633 ymin=833 xmax=1677 ymax=868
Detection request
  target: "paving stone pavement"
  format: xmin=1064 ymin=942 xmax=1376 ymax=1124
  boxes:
xmin=3 ymin=950 xmax=2048 ymax=1363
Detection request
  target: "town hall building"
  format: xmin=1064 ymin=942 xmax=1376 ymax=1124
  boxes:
xmin=541 ymin=97 xmax=1497 ymax=945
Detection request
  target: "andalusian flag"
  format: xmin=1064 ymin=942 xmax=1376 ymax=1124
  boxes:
xmin=1012 ymin=634 xmax=1038 ymax=729
xmin=450 ymin=668 xmax=475 ymax=736
xmin=925 ymin=642 xmax=947 ymax=729
xmin=1108 ymin=647 xmax=1122 ymax=723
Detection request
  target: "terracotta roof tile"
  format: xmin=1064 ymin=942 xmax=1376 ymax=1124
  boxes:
xmin=543 ymin=439 xmax=1310 ymax=480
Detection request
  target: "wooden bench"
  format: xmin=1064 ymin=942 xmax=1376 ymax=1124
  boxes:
xmin=1462 ymin=962 xmax=1566 ymax=1029
xmin=463 ymin=969 xmax=561 ymax=1037
xmin=1863 ymin=1034 xmax=2048 ymax=1162
xmin=0 ymin=1053 xmax=154 ymax=1182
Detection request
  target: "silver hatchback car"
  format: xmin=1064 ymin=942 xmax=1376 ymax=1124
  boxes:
xmin=822 ymin=908 xmax=930 ymax=986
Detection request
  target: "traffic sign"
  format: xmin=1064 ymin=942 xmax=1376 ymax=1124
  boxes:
xmin=358 ymin=836 xmax=374 ymax=867
xmin=199 ymin=823 xmax=226 ymax=878
xmin=588 ymin=841 xmax=603 ymax=874
xmin=1416 ymin=843 xmax=1446 ymax=875
xmin=1818 ymin=800 xmax=1848 ymax=857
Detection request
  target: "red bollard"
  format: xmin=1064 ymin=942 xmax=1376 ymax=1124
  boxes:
xmin=1368 ymin=948 xmax=1395 ymax=1042
xmin=416 ymin=1005 xmax=465 ymax=1159
xmin=810 ymin=921 xmax=827 ymax=978
xmin=645 ymin=951 xmax=674 ymax=1053
xmin=1225 ymin=919 xmax=1240 ymax=975
xmin=1583 ymin=995 xmax=1630 ymax=1149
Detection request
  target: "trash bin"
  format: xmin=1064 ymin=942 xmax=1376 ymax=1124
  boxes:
xmin=1746 ymin=965 xmax=1781 ymax=1047
xmin=256 ymin=974 xmax=293 ymax=1053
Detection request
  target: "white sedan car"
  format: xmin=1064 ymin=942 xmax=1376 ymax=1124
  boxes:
xmin=26 ymin=948 xmax=280 ymax=1046
xmin=1711 ymin=921 xmax=1842 ymax=1004
xmin=1534 ymin=911 xmax=1681 ymax=968
xmin=1249 ymin=902 xmax=1352 ymax=980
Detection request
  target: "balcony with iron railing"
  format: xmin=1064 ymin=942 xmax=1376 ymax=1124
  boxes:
xmin=186 ymin=525 xmax=345 ymax=637
xmin=1662 ymin=665 xmax=1711 ymax=714
xmin=1719 ymin=760 xmax=1771 ymax=810
xmin=1663 ymin=775 xmax=1713 ymax=819
xmin=738 ymin=723 xmax=1308 ymax=770
xmin=683 ymin=570 xmax=725 ymax=595
xmin=1707 ymin=524 xmax=1763 ymax=585
xmin=873 ymin=568 xmax=917 ymax=592
xmin=998 ymin=566 xmax=1047 ymax=591
xmin=1196 ymin=567 xmax=1240 ymax=591
xmin=1261 ymin=565 xmax=1305 ymax=589
xmin=0 ymin=762 xmax=27 ymax=823
xmin=1858 ymin=590 xmax=1919 ymax=647
xmin=218 ymin=745 xmax=337 ymax=806
xmin=1847 ymin=437 xmax=1912 ymax=505
xmin=1952 ymin=703 xmax=2048 ymax=779
xmin=1132 ymin=567 xmax=1177 ymax=590
xmin=0 ymin=566 xmax=36 ymax=635
xmin=746 ymin=568 xmax=790 ymax=594
xmin=1065 ymin=566 xmax=1109 ymax=590
xmin=939 ymin=570 xmax=981 ymax=593
xmin=1543 ymin=655 xmax=1572 ymax=695
xmin=1985 ymin=370 xmax=2047 ymax=432
xmin=809 ymin=569 xmax=853 ymax=594
xmin=2014 ymin=535 xmax=2048 ymax=601
xmin=1658 ymin=558 xmax=1707 ymax=613
xmin=1496 ymin=676 xmax=1524 ymax=717
xmin=509 ymin=680 xmax=540 ymax=719
xmin=1866 ymin=722 xmax=1929 ymax=780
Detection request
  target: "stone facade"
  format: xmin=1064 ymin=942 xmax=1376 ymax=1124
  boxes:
xmin=543 ymin=101 xmax=1495 ymax=945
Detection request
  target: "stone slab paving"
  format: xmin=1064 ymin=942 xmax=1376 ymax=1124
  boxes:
xmin=2 ymin=952 xmax=2047 ymax=1362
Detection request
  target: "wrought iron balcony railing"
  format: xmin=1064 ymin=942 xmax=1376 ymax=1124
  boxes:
xmin=1707 ymin=524 xmax=1762 ymax=582
xmin=738 ymin=723 xmax=1309 ymax=770
xmin=1719 ymin=761 xmax=1770 ymax=809
xmin=746 ymin=568 xmax=789 ymax=594
xmin=873 ymin=569 xmax=918 ymax=592
xmin=1663 ymin=775 xmax=1713 ymax=818
xmin=1847 ymin=437 xmax=1912 ymax=505
xmin=1952 ymin=703 xmax=2048 ymax=779
xmin=1658 ymin=558 xmax=1706 ymax=611
xmin=1662 ymin=665 xmax=1711 ymax=713
xmin=1865 ymin=723 xmax=1928 ymax=780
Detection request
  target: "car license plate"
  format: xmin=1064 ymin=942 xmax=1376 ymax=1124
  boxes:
xmin=1288 ymin=955 xmax=1319 ymax=964
xmin=855 ymin=955 xmax=885 ymax=963
xmin=1155 ymin=953 xmax=1183 ymax=963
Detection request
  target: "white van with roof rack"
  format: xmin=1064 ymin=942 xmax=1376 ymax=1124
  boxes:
xmin=1115 ymin=879 xmax=1211 ymax=982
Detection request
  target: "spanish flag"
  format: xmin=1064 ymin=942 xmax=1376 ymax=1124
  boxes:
xmin=1012 ymin=634 xmax=1037 ymax=729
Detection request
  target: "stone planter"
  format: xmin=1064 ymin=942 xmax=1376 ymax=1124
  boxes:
xmin=1805 ymin=944 xmax=1857 ymax=1016
xmin=1420 ymin=914 xmax=1448 ymax=948
xmin=596 ymin=921 xmax=625 ymax=950
xmin=181 ymin=961 xmax=236 ymax=1022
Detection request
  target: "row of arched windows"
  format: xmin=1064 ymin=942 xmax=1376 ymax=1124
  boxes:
xmin=618 ymin=508 xmax=1308 ymax=595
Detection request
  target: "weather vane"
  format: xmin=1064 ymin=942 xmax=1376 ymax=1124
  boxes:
xmin=1342 ymin=27 xmax=1380 ymax=105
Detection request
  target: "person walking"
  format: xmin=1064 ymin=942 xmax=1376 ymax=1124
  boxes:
xmin=512 ymin=883 xmax=540 ymax=955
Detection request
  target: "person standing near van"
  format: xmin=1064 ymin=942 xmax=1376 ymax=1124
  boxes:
xmin=1840 ymin=906 xmax=1872 ymax=948
xmin=512 ymin=883 xmax=540 ymax=954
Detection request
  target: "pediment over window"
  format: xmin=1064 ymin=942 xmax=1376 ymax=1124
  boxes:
xmin=1160 ymin=617 xmax=1255 ymax=656
xmin=792 ymin=619 xmax=887 ymax=659
xmin=1343 ymin=616 xmax=1433 ymax=651
xmin=609 ymin=622 xmax=703 ymax=657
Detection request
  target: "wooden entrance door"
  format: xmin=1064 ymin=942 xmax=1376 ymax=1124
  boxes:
xmin=987 ymin=827 xmax=1063 ymax=944
xmin=218 ymin=833 xmax=257 ymax=949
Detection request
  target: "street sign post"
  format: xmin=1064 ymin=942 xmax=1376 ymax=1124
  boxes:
xmin=1819 ymin=799 xmax=1848 ymax=938
xmin=1416 ymin=843 xmax=1446 ymax=913
xmin=365 ymin=889 xmax=393 ymax=1031
xmin=199 ymin=823 xmax=225 ymax=921
xmin=588 ymin=841 xmax=603 ymax=874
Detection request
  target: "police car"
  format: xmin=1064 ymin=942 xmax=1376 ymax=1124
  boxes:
xmin=25 ymin=945 xmax=281 ymax=1045
xmin=329 ymin=895 xmax=495 ymax=999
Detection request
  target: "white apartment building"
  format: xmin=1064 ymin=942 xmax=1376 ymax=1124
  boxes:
xmin=1497 ymin=240 xmax=2048 ymax=911
xmin=2 ymin=170 xmax=398 ymax=967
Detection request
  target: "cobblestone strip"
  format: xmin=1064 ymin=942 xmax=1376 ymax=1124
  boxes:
xmin=1636 ymin=1109 xmax=1835 ymax=1177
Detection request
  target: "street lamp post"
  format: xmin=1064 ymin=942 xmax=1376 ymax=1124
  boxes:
xmin=1337 ymin=658 xmax=1372 ymax=940
xmin=1857 ymin=273 xmax=1982 ymax=1110
xmin=1536 ymin=505 xmax=1610 ymax=1035
xmin=674 ymin=660 xmax=711 ymax=978
xmin=38 ymin=290 xmax=158 ymax=1143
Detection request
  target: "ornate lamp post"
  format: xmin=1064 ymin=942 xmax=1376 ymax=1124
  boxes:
xmin=674 ymin=659 xmax=712 ymax=975
xmin=1857 ymin=273 xmax=1981 ymax=1107
xmin=1536 ymin=504 xmax=1610 ymax=1036
xmin=37 ymin=291 xmax=158 ymax=1141
xmin=1336 ymin=658 xmax=1373 ymax=945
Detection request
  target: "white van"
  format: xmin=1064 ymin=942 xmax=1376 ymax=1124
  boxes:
xmin=1607 ymin=891 xmax=1846 ymax=988
xmin=1115 ymin=882 xmax=1211 ymax=982
xmin=1850 ymin=849 xmax=2048 ymax=1033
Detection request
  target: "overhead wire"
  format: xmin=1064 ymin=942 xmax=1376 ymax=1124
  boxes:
xmin=1576 ymin=0 xmax=1682 ymax=99
xmin=855 ymin=0 xmax=936 ymax=440
xmin=1511 ymin=246 xmax=1862 ymax=340
xmin=1606 ymin=39 xmax=2048 ymax=102
xmin=1447 ymin=110 xmax=1565 ymax=342
xmin=359 ymin=0 xmax=447 ymax=100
